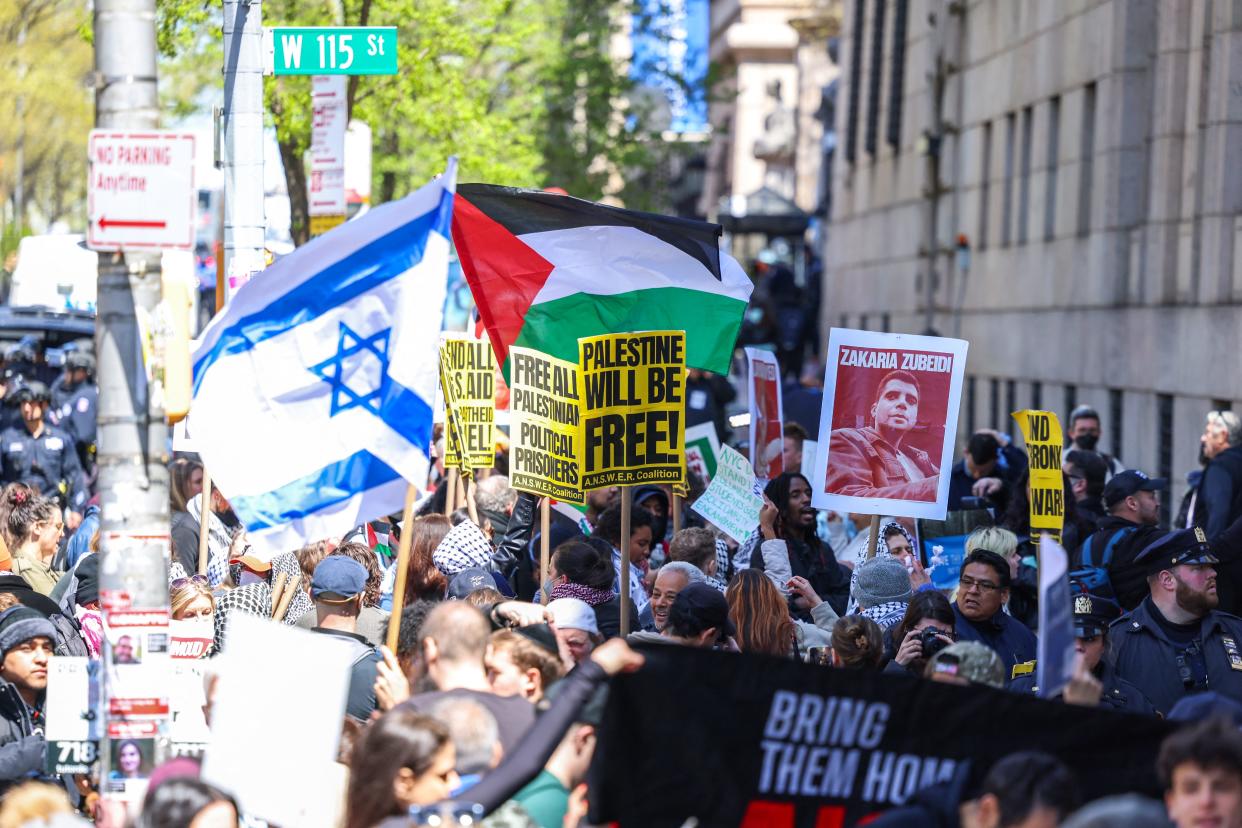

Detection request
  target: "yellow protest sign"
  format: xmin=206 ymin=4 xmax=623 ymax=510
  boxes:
xmin=439 ymin=336 xmax=497 ymax=471
xmin=508 ymin=347 xmax=584 ymax=503
xmin=578 ymin=331 xmax=686 ymax=490
xmin=1013 ymin=409 xmax=1065 ymax=543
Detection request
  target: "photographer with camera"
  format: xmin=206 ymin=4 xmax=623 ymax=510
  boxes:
xmin=885 ymin=591 xmax=957 ymax=677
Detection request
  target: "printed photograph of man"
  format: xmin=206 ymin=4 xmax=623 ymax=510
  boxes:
xmin=825 ymin=370 xmax=940 ymax=502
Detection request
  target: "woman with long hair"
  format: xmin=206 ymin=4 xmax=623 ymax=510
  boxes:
xmin=5 ymin=490 xmax=61 ymax=595
xmin=169 ymin=457 xmax=204 ymax=513
xmin=345 ymin=710 xmax=457 ymax=828
xmin=726 ymin=569 xmax=796 ymax=658
xmin=886 ymin=590 xmax=957 ymax=677
xmin=170 ymin=575 xmax=215 ymax=622
xmin=403 ymin=515 xmax=451 ymax=604
xmin=750 ymin=472 xmax=850 ymax=617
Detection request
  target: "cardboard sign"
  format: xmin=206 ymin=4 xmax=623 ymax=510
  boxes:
xmin=1013 ymin=410 xmax=1065 ymax=543
xmin=578 ymin=331 xmax=686 ymax=490
xmin=745 ymin=348 xmax=784 ymax=482
xmin=691 ymin=445 xmax=765 ymax=543
xmin=509 ymin=346 xmax=584 ymax=503
xmin=811 ymin=329 xmax=968 ymax=520
xmin=685 ymin=422 xmax=721 ymax=484
xmin=439 ymin=335 xmax=497 ymax=470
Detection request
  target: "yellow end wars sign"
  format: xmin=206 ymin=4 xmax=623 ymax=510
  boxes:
xmin=1013 ymin=409 xmax=1064 ymax=543
xmin=509 ymin=347 xmax=583 ymax=503
xmin=578 ymin=331 xmax=686 ymax=490
xmin=440 ymin=336 xmax=497 ymax=470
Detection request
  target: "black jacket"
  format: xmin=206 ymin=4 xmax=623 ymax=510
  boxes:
xmin=0 ymin=678 xmax=50 ymax=791
xmin=1071 ymin=516 xmax=1165 ymax=611
xmin=1009 ymin=660 xmax=1156 ymax=716
xmin=1111 ymin=597 xmax=1242 ymax=716
xmin=748 ymin=534 xmax=849 ymax=617
xmin=1202 ymin=445 xmax=1242 ymax=540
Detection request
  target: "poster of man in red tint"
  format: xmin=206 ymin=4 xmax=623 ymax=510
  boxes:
xmin=745 ymin=347 xmax=783 ymax=482
xmin=810 ymin=329 xmax=969 ymax=520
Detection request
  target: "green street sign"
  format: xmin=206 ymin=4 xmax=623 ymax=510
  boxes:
xmin=265 ymin=27 xmax=397 ymax=75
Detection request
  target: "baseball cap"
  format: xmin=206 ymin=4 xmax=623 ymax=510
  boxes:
xmin=1102 ymin=469 xmax=1167 ymax=509
xmin=547 ymin=598 xmax=599 ymax=636
xmin=311 ymin=556 xmax=368 ymax=602
xmin=1134 ymin=527 xmax=1219 ymax=577
xmin=927 ymin=641 xmax=1005 ymax=689
xmin=229 ymin=554 xmax=271 ymax=574
xmin=514 ymin=623 xmax=559 ymax=657
xmin=447 ymin=567 xmax=494 ymax=600
xmin=667 ymin=582 xmax=736 ymax=638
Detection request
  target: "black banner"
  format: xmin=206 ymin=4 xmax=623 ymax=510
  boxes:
xmin=588 ymin=646 xmax=1173 ymax=827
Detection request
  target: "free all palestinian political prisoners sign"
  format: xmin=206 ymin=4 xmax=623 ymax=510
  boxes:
xmin=578 ymin=331 xmax=686 ymax=490
xmin=810 ymin=329 xmax=968 ymax=520
xmin=508 ymin=347 xmax=584 ymax=503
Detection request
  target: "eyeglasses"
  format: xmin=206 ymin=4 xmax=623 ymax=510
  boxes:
xmin=171 ymin=574 xmax=209 ymax=590
xmin=959 ymin=576 xmax=1000 ymax=593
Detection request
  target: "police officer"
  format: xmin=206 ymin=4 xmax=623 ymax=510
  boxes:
xmin=48 ymin=350 xmax=96 ymax=475
xmin=1111 ymin=527 xmax=1242 ymax=716
xmin=1009 ymin=587 xmax=1156 ymax=715
xmin=0 ymin=382 xmax=87 ymax=529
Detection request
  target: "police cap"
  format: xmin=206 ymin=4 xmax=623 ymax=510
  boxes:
xmin=1134 ymin=527 xmax=1218 ymax=577
xmin=1069 ymin=589 xmax=1121 ymax=637
xmin=7 ymin=381 xmax=50 ymax=405
xmin=65 ymin=351 xmax=95 ymax=373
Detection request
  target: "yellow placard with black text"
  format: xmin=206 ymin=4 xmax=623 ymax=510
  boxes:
xmin=578 ymin=331 xmax=686 ymax=490
xmin=1013 ymin=409 xmax=1064 ymax=544
xmin=508 ymin=347 xmax=584 ymax=503
xmin=439 ymin=336 xmax=497 ymax=471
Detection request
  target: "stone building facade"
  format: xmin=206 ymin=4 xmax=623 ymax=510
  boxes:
xmin=826 ymin=0 xmax=1242 ymax=516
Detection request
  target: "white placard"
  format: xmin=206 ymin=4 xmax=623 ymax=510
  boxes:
xmin=690 ymin=445 xmax=764 ymax=543
xmin=88 ymin=131 xmax=196 ymax=251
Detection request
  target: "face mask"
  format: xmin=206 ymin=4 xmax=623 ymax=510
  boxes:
xmin=1073 ymin=433 xmax=1099 ymax=451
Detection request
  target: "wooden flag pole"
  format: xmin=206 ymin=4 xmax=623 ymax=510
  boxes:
xmin=671 ymin=493 xmax=682 ymax=535
xmin=619 ymin=488 xmax=632 ymax=633
xmin=865 ymin=515 xmax=882 ymax=560
xmin=444 ymin=468 xmax=458 ymax=516
xmin=455 ymin=471 xmax=468 ymax=515
xmin=539 ymin=498 xmax=551 ymax=605
xmin=465 ymin=475 xmax=480 ymax=526
xmin=273 ymin=574 xmax=301 ymax=621
xmin=197 ymin=470 xmax=213 ymax=576
xmin=385 ymin=484 xmax=419 ymax=654
xmin=269 ymin=571 xmax=289 ymax=618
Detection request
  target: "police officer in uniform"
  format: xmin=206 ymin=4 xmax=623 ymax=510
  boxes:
xmin=1111 ymin=527 xmax=1242 ymax=716
xmin=0 ymin=382 xmax=88 ymax=529
xmin=48 ymin=350 xmax=97 ymax=476
xmin=1009 ymin=587 xmax=1156 ymax=715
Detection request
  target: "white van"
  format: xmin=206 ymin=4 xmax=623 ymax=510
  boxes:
xmin=9 ymin=235 xmax=98 ymax=311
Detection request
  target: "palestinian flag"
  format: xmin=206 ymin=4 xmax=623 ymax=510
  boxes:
xmin=451 ymin=184 xmax=753 ymax=377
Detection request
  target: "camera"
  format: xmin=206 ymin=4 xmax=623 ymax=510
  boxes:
xmin=959 ymin=495 xmax=994 ymax=510
xmin=919 ymin=627 xmax=951 ymax=658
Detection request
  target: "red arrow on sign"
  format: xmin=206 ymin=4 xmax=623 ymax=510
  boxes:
xmin=97 ymin=216 xmax=167 ymax=231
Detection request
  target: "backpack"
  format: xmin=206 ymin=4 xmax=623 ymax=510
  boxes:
xmin=1068 ymin=526 xmax=1138 ymax=600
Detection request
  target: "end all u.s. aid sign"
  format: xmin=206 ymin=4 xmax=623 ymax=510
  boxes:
xmin=264 ymin=27 xmax=398 ymax=76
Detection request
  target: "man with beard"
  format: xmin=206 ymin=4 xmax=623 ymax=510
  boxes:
xmin=1070 ymin=470 xmax=1167 ymax=611
xmin=749 ymin=472 xmax=849 ymax=617
xmin=825 ymin=370 xmax=939 ymax=502
xmin=1063 ymin=405 xmax=1125 ymax=479
xmin=1112 ymin=528 xmax=1242 ymax=716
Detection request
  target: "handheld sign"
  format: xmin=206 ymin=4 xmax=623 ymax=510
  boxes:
xmin=509 ymin=347 xmax=584 ymax=503
xmin=578 ymin=331 xmax=687 ymax=490
xmin=1013 ymin=410 xmax=1065 ymax=544
xmin=745 ymin=348 xmax=784 ymax=482
xmin=684 ymin=422 xmax=721 ymax=484
xmin=691 ymin=445 xmax=765 ymax=543
xmin=1037 ymin=534 xmax=1075 ymax=698
xmin=439 ymin=335 xmax=497 ymax=471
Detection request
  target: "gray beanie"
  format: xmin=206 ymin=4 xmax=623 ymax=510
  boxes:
xmin=851 ymin=556 xmax=913 ymax=610
xmin=0 ymin=606 xmax=56 ymax=659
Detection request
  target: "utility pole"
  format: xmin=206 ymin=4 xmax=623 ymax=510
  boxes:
xmin=93 ymin=0 xmax=170 ymax=799
xmin=222 ymin=0 xmax=266 ymax=298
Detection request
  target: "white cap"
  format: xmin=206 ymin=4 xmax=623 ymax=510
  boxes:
xmin=547 ymin=598 xmax=599 ymax=636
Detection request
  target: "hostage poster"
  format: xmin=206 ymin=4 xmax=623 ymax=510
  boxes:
xmin=745 ymin=347 xmax=783 ymax=482
xmin=589 ymin=646 xmax=1171 ymax=828
xmin=810 ymin=329 xmax=968 ymax=520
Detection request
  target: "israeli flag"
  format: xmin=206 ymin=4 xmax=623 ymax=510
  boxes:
xmin=191 ymin=161 xmax=456 ymax=557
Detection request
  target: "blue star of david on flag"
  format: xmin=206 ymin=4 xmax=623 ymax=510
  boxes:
xmin=309 ymin=322 xmax=393 ymax=416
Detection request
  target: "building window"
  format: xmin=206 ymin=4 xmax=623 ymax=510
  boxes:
xmin=865 ymin=0 xmax=887 ymax=155
xmin=859 ymin=314 xmax=869 ymax=330
xmin=967 ymin=376 xmax=977 ymax=435
xmin=1001 ymin=112 xmax=1016 ymax=247
xmin=1031 ymin=381 xmax=1043 ymax=411
xmin=1017 ymin=105 xmax=1034 ymax=245
xmin=1045 ymin=95 xmax=1060 ymax=241
xmin=1158 ymin=394 xmax=1174 ymax=525
xmin=886 ymin=0 xmax=909 ymax=148
xmin=1006 ymin=380 xmax=1017 ymax=424
xmin=1078 ymin=83 xmax=1096 ymax=237
xmin=880 ymin=312 xmax=891 ymax=332
xmin=1109 ymin=388 xmax=1124 ymax=458
xmin=844 ymin=0 xmax=867 ymax=163
xmin=979 ymin=121 xmax=993 ymax=249
xmin=990 ymin=378 xmax=1000 ymax=431
xmin=1064 ymin=383 xmax=1077 ymax=418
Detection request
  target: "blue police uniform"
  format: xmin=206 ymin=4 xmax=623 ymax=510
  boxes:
xmin=1009 ymin=662 xmax=1156 ymax=715
xmin=1110 ymin=528 xmax=1242 ymax=716
xmin=953 ymin=602 xmax=1038 ymax=677
xmin=48 ymin=381 xmax=96 ymax=468
xmin=0 ymin=424 xmax=88 ymax=513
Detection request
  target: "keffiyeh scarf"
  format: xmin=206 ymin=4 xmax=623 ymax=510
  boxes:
xmin=433 ymin=520 xmax=495 ymax=576
xmin=846 ymin=520 xmax=914 ymax=616
xmin=212 ymin=552 xmax=314 ymax=653
xmin=860 ymin=601 xmax=909 ymax=631
xmin=186 ymin=494 xmax=231 ymax=587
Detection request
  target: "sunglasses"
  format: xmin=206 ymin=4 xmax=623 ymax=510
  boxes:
xmin=171 ymin=574 xmax=209 ymax=590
